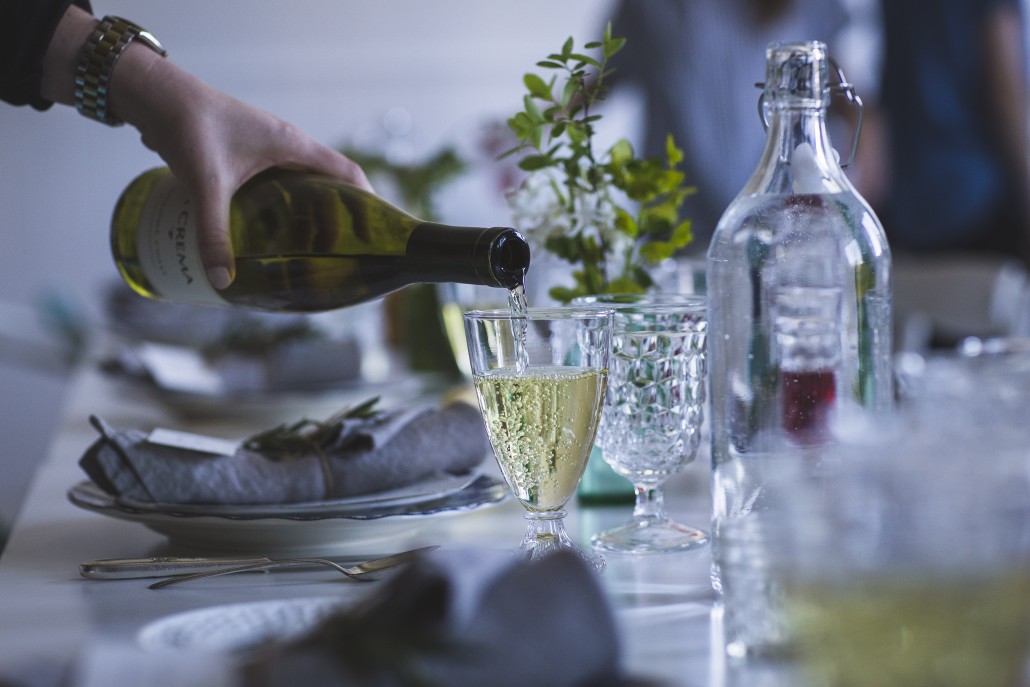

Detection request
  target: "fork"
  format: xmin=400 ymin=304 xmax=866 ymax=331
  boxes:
xmin=148 ymin=545 xmax=438 ymax=589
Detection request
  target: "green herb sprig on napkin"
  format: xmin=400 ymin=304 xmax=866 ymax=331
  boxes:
xmin=244 ymin=397 xmax=383 ymax=497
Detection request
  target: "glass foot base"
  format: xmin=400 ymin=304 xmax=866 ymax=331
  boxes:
xmin=515 ymin=512 xmax=605 ymax=573
xmin=591 ymin=519 xmax=709 ymax=554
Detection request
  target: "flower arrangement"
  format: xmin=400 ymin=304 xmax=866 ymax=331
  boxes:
xmin=501 ymin=24 xmax=696 ymax=303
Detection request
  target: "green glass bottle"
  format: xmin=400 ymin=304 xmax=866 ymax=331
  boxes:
xmin=111 ymin=167 xmax=530 ymax=312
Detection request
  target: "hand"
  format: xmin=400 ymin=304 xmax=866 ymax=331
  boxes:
xmin=112 ymin=52 xmax=372 ymax=289
xmin=40 ymin=6 xmax=372 ymax=290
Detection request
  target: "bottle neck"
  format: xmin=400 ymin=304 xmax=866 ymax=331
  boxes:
xmin=406 ymin=223 xmax=530 ymax=289
xmin=746 ymin=104 xmax=850 ymax=197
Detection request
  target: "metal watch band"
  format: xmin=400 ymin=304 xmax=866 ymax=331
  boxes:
xmin=74 ymin=16 xmax=168 ymax=127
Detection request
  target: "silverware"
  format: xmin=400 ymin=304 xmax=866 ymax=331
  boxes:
xmin=147 ymin=545 xmax=438 ymax=589
xmin=80 ymin=546 xmax=437 ymax=586
xmin=82 ymin=556 xmax=285 ymax=579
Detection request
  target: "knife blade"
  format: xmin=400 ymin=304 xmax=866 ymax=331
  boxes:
xmin=82 ymin=556 xmax=298 ymax=579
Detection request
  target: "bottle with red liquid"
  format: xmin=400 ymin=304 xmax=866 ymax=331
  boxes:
xmin=706 ymin=42 xmax=893 ymax=592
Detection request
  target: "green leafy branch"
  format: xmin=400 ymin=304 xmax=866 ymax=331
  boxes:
xmin=340 ymin=147 xmax=466 ymax=222
xmin=501 ymin=24 xmax=696 ymax=303
xmin=244 ymin=397 xmax=383 ymax=498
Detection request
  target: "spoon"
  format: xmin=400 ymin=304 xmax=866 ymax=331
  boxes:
xmin=148 ymin=545 xmax=438 ymax=589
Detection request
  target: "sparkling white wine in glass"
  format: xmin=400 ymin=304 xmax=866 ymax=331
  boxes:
xmin=474 ymin=366 xmax=605 ymax=511
xmin=464 ymin=307 xmax=612 ymax=570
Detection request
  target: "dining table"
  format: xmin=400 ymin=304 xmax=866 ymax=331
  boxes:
xmin=0 ymin=361 xmax=742 ymax=687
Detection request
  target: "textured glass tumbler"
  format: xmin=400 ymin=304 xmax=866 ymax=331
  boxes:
xmin=576 ymin=294 xmax=709 ymax=554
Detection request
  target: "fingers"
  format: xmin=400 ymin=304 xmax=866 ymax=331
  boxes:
xmin=173 ymin=104 xmax=373 ymax=290
xmin=124 ymin=66 xmax=374 ymax=292
xmin=286 ymin=136 xmax=374 ymax=193
xmin=188 ymin=143 xmax=371 ymax=292
xmin=336 ymin=155 xmax=374 ymax=193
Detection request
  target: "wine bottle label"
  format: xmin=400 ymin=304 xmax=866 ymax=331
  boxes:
xmin=135 ymin=174 xmax=225 ymax=307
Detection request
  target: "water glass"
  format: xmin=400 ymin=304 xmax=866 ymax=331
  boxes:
xmin=574 ymin=294 xmax=708 ymax=554
xmin=717 ymin=362 xmax=1030 ymax=684
xmin=437 ymin=283 xmax=511 ymax=378
xmin=791 ymin=419 xmax=1030 ymax=686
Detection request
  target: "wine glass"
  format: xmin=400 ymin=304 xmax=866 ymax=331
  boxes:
xmin=574 ymin=293 xmax=709 ymax=554
xmin=464 ymin=307 xmax=613 ymax=571
xmin=437 ymin=283 xmax=510 ymax=378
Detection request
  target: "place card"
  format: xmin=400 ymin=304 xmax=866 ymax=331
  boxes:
xmin=136 ymin=342 xmax=225 ymax=395
xmin=146 ymin=428 xmax=239 ymax=457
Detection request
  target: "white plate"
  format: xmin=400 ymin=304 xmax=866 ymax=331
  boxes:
xmin=68 ymin=475 xmax=508 ymax=556
xmin=86 ymin=471 xmax=483 ymax=517
xmin=138 ymin=597 xmax=349 ymax=653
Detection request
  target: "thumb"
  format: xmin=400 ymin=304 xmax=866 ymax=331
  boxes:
xmin=192 ymin=183 xmax=235 ymax=290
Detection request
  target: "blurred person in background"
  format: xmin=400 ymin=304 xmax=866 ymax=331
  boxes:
xmin=876 ymin=0 xmax=1030 ymax=268
xmin=2 ymin=0 xmax=372 ymax=290
xmin=605 ymin=0 xmax=872 ymax=257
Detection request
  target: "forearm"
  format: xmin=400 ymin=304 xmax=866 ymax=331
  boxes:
xmin=983 ymin=3 xmax=1030 ymax=263
xmin=984 ymin=4 xmax=1030 ymax=186
xmin=39 ymin=4 xmax=95 ymax=105
xmin=0 ymin=0 xmax=90 ymax=108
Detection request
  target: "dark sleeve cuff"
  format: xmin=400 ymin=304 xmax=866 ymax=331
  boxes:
xmin=0 ymin=0 xmax=93 ymax=110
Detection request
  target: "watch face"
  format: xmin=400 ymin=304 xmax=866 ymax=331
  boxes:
xmin=133 ymin=29 xmax=168 ymax=56
xmin=107 ymin=16 xmax=167 ymax=55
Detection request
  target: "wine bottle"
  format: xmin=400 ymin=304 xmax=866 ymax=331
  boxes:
xmin=111 ymin=167 xmax=531 ymax=312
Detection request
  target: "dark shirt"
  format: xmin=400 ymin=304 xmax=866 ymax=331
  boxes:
xmin=1 ymin=0 xmax=92 ymax=109
xmin=880 ymin=0 xmax=1024 ymax=251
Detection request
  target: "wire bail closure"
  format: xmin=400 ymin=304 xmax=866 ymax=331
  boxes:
xmin=755 ymin=57 xmax=864 ymax=169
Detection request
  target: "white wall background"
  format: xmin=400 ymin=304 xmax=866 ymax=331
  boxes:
xmin=2 ymin=0 xmax=616 ymax=310
xmin=0 ymin=0 xmax=618 ymax=532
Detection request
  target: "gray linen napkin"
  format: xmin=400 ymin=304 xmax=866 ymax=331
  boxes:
xmin=244 ymin=549 xmax=625 ymax=687
xmin=79 ymin=403 xmax=490 ymax=505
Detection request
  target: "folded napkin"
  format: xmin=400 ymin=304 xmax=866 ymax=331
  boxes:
xmin=244 ymin=549 xmax=624 ymax=687
xmin=79 ymin=402 xmax=490 ymax=505
xmin=114 ymin=338 xmax=363 ymax=396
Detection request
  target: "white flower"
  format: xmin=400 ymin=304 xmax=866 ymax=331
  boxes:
xmin=505 ymin=173 xmax=568 ymax=247
xmin=508 ymin=172 xmax=622 ymax=239
xmin=573 ymin=183 xmax=621 ymax=248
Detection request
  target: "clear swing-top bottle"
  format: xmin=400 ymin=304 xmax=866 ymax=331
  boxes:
xmin=706 ymin=41 xmax=893 ymax=588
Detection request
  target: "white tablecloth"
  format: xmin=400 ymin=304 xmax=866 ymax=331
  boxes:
xmin=0 ymin=366 xmax=726 ymax=686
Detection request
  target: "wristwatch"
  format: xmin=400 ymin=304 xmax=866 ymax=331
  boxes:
xmin=74 ymin=15 xmax=168 ymax=126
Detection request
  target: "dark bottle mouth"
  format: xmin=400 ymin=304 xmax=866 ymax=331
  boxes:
xmin=406 ymin=223 xmax=531 ymax=289
xmin=488 ymin=229 xmax=531 ymax=289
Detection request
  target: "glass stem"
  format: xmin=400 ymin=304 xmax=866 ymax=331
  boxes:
xmin=632 ymin=483 xmax=667 ymax=524
xmin=517 ymin=509 xmax=579 ymax=563
xmin=524 ymin=509 xmax=568 ymax=540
